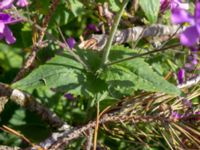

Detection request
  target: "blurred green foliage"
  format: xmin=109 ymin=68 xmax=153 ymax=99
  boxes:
xmin=0 ymin=0 xmax=198 ymax=149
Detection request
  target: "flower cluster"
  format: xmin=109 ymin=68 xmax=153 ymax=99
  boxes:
xmin=170 ymin=110 xmax=199 ymax=122
xmin=0 ymin=0 xmax=28 ymax=9
xmin=160 ymin=0 xmax=200 ymax=46
xmin=0 ymin=0 xmax=28 ymax=44
xmin=172 ymin=1 xmax=199 ymax=84
xmin=170 ymin=99 xmax=199 ymax=122
xmin=160 ymin=0 xmax=199 ymax=84
xmin=171 ymin=1 xmax=200 ymax=47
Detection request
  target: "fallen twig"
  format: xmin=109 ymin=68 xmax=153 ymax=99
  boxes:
xmin=0 ymin=83 xmax=70 ymax=130
xmin=79 ymin=24 xmax=185 ymax=50
xmin=0 ymin=145 xmax=21 ymax=150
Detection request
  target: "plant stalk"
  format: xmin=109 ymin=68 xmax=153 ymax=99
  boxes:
xmin=101 ymin=0 xmax=129 ymax=66
xmin=106 ymin=44 xmax=180 ymax=66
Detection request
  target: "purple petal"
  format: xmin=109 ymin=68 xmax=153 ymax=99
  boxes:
xmin=171 ymin=0 xmax=189 ymax=10
xmin=66 ymin=37 xmax=76 ymax=49
xmin=0 ymin=0 xmax=14 ymax=9
xmin=16 ymin=0 xmax=29 ymax=7
xmin=3 ymin=26 xmax=16 ymax=44
xmin=171 ymin=8 xmax=193 ymax=24
xmin=177 ymin=68 xmax=185 ymax=84
xmin=195 ymin=1 xmax=200 ymax=34
xmin=180 ymin=26 xmax=199 ymax=46
xmin=171 ymin=111 xmax=182 ymax=119
xmin=0 ymin=22 xmax=5 ymax=33
xmin=191 ymin=59 xmax=198 ymax=65
xmin=0 ymin=13 xmax=21 ymax=25
xmin=87 ymin=24 xmax=100 ymax=32
xmin=64 ymin=93 xmax=74 ymax=100
xmin=0 ymin=13 xmax=11 ymax=22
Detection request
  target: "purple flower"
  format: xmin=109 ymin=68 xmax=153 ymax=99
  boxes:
xmin=0 ymin=0 xmax=28 ymax=9
xmin=0 ymin=0 xmax=14 ymax=9
xmin=171 ymin=0 xmax=200 ymax=46
xmin=66 ymin=37 xmax=76 ymax=49
xmin=177 ymin=68 xmax=185 ymax=84
xmin=170 ymin=0 xmax=189 ymax=10
xmin=83 ymin=23 xmax=100 ymax=36
xmin=0 ymin=13 xmax=20 ymax=44
xmin=16 ymin=0 xmax=28 ymax=7
xmin=86 ymin=24 xmax=99 ymax=32
xmin=64 ymin=93 xmax=74 ymax=100
xmin=171 ymin=111 xmax=182 ymax=120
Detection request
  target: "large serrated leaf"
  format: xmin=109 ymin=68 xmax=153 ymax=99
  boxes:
xmin=139 ymin=0 xmax=160 ymax=23
xmin=12 ymin=52 xmax=106 ymax=98
xmin=12 ymin=53 xmax=84 ymax=94
xmin=100 ymin=46 xmax=180 ymax=96
xmin=69 ymin=0 xmax=84 ymax=17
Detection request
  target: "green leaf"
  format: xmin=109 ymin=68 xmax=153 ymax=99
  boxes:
xmin=139 ymin=0 xmax=160 ymax=23
xmin=12 ymin=52 xmax=106 ymax=98
xmin=76 ymin=48 xmax=101 ymax=72
xmin=109 ymin=0 xmax=121 ymax=12
xmin=100 ymin=46 xmax=181 ymax=96
xmin=12 ymin=53 xmax=82 ymax=94
xmin=109 ymin=45 xmax=137 ymax=61
xmin=49 ymin=4 xmax=73 ymax=27
xmin=69 ymin=0 xmax=84 ymax=17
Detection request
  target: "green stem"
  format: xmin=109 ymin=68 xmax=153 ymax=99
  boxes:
xmin=106 ymin=44 xmax=180 ymax=66
xmin=101 ymin=0 xmax=129 ymax=66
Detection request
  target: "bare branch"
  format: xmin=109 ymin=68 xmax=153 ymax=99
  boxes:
xmin=0 ymin=83 xmax=70 ymax=130
xmin=85 ymin=129 xmax=94 ymax=150
xmin=0 ymin=146 xmax=21 ymax=150
xmin=35 ymin=114 xmax=157 ymax=149
xmin=33 ymin=75 xmax=200 ymax=149
xmin=79 ymin=24 xmax=185 ymax=50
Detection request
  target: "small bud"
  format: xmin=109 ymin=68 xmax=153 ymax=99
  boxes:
xmin=86 ymin=24 xmax=100 ymax=32
xmin=64 ymin=93 xmax=74 ymax=100
xmin=177 ymin=68 xmax=185 ymax=84
xmin=66 ymin=37 xmax=76 ymax=49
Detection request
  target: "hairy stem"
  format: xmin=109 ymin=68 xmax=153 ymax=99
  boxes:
xmin=101 ymin=0 xmax=129 ymax=66
xmin=106 ymin=43 xmax=180 ymax=66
